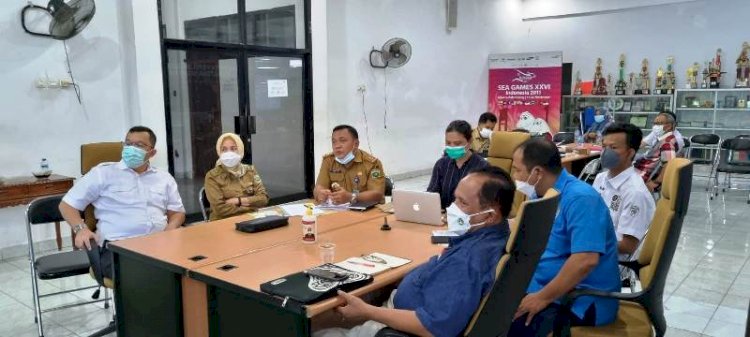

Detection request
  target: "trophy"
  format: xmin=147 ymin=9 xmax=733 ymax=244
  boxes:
xmin=665 ymin=56 xmax=676 ymax=94
xmin=607 ymin=73 xmax=615 ymax=95
xmin=736 ymin=42 xmax=750 ymax=87
xmin=654 ymin=66 xmax=665 ymax=94
xmin=592 ymin=58 xmax=608 ymax=95
xmin=573 ymin=70 xmax=583 ymax=95
xmin=702 ymin=61 xmax=710 ymax=88
xmin=628 ymin=72 xmax=636 ymax=95
xmin=686 ymin=62 xmax=699 ymax=89
xmin=635 ymin=58 xmax=651 ymax=95
xmin=615 ymin=54 xmax=628 ymax=95
xmin=708 ymin=48 xmax=725 ymax=88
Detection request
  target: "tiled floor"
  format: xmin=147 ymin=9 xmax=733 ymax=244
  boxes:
xmin=0 ymin=166 xmax=747 ymax=336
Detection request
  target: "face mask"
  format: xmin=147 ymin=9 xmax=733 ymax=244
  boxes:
xmin=594 ymin=115 xmax=605 ymax=123
xmin=220 ymin=151 xmax=242 ymax=168
xmin=446 ymin=203 xmax=494 ymax=235
xmin=515 ymin=169 xmax=540 ymax=199
xmin=335 ymin=151 xmax=355 ymax=165
xmin=652 ymin=125 xmax=665 ymax=137
xmin=600 ymin=148 xmax=621 ymax=170
xmin=479 ymin=128 xmax=493 ymax=139
xmin=122 ymin=145 xmax=148 ymax=169
xmin=445 ymin=146 xmax=467 ymax=160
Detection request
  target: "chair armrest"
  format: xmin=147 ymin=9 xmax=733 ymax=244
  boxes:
xmin=561 ymin=288 xmax=642 ymax=308
xmin=374 ymin=328 xmax=416 ymax=337
xmin=618 ymin=260 xmax=642 ymax=274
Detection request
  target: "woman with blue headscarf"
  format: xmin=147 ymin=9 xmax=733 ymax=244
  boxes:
xmin=585 ymin=108 xmax=612 ymax=142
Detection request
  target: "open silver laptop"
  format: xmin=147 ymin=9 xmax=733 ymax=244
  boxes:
xmin=392 ymin=190 xmax=443 ymax=226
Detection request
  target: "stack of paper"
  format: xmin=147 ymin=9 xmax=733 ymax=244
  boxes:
xmin=315 ymin=202 xmax=351 ymax=212
xmin=336 ymin=252 xmax=411 ymax=275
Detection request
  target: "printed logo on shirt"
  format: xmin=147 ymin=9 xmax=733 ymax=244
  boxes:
xmin=629 ymin=205 xmax=640 ymax=217
xmin=610 ymin=195 xmax=621 ymax=212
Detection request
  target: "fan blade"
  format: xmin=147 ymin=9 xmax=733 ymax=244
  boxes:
xmin=48 ymin=0 xmax=96 ymax=40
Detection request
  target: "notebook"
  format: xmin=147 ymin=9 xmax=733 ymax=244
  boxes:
xmin=335 ymin=252 xmax=411 ymax=275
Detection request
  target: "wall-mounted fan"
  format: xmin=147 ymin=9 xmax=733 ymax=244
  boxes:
xmin=369 ymin=38 xmax=412 ymax=69
xmin=21 ymin=0 xmax=96 ymax=40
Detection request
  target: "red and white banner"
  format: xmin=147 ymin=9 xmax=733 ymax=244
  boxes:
xmin=488 ymin=51 xmax=562 ymax=135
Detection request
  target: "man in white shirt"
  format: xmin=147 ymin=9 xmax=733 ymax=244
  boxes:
xmin=593 ymin=123 xmax=655 ymax=263
xmin=642 ymin=111 xmax=684 ymax=150
xmin=59 ymin=126 xmax=185 ymax=270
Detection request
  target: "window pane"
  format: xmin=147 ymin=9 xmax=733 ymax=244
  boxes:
xmin=161 ymin=0 xmax=240 ymax=44
xmin=245 ymin=0 xmax=305 ymax=48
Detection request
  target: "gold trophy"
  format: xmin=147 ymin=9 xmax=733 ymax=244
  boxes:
xmin=735 ymin=42 xmax=750 ymax=87
xmin=702 ymin=61 xmax=710 ymax=88
xmin=655 ymin=66 xmax=665 ymax=94
xmin=628 ymin=72 xmax=636 ymax=95
xmin=615 ymin=54 xmax=627 ymax=95
xmin=592 ymin=58 xmax=608 ymax=95
xmin=573 ymin=70 xmax=583 ymax=95
xmin=635 ymin=58 xmax=650 ymax=95
xmin=686 ymin=62 xmax=699 ymax=89
xmin=665 ymin=56 xmax=676 ymax=94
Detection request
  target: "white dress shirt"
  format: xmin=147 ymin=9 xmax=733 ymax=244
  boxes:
xmin=593 ymin=166 xmax=656 ymax=261
xmin=63 ymin=161 xmax=185 ymax=242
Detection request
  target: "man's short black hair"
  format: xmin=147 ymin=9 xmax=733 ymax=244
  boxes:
xmin=128 ymin=126 xmax=156 ymax=147
xmin=332 ymin=124 xmax=359 ymax=139
xmin=516 ymin=138 xmax=563 ymax=174
xmin=603 ymin=122 xmax=643 ymax=152
xmin=468 ymin=166 xmax=516 ymax=218
xmin=478 ymin=112 xmax=498 ymax=124
xmin=445 ymin=120 xmax=473 ymax=142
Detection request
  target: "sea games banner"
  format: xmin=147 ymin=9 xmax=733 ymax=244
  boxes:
xmin=488 ymin=51 xmax=562 ymax=135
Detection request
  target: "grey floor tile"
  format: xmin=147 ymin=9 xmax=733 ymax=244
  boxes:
xmin=665 ymin=327 xmax=704 ymax=337
xmin=702 ymin=318 xmax=745 ymax=337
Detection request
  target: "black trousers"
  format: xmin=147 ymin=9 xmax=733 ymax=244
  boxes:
xmin=508 ymin=302 xmax=597 ymax=337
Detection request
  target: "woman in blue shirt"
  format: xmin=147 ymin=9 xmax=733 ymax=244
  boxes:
xmin=427 ymin=120 xmax=489 ymax=209
xmin=584 ymin=108 xmax=613 ymax=142
xmin=315 ymin=167 xmax=515 ymax=337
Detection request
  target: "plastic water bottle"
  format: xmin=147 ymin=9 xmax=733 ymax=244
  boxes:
xmin=40 ymin=158 xmax=49 ymax=171
xmin=301 ymin=206 xmax=317 ymax=244
xmin=574 ymin=129 xmax=583 ymax=144
xmin=596 ymin=131 xmax=603 ymax=144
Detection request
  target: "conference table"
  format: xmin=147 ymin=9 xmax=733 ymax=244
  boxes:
xmin=109 ymin=207 xmax=439 ymax=337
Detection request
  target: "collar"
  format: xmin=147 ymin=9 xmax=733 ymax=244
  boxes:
xmin=605 ymin=166 xmax=636 ymax=190
xmin=353 ymin=149 xmax=364 ymax=163
xmin=448 ymin=219 xmax=510 ymax=246
xmin=553 ymin=169 xmax=573 ymax=191
xmin=117 ymin=160 xmax=155 ymax=174
xmin=658 ymin=131 xmax=674 ymax=142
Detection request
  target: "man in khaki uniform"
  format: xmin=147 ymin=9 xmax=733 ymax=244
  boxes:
xmin=314 ymin=125 xmax=386 ymax=205
xmin=471 ymin=112 xmax=498 ymax=156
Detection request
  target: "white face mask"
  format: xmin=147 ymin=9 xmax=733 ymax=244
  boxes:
xmin=335 ymin=151 xmax=355 ymax=165
xmin=446 ymin=203 xmax=494 ymax=235
xmin=479 ymin=128 xmax=493 ymax=139
xmin=515 ymin=169 xmax=540 ymax=199
xmin=220 ymin=151 xmax=242 ymax=168
xmin=652 ymin=125 xmax=665 ymax=137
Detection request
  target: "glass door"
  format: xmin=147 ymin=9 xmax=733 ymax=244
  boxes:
xmin=166 ymin=48 xmax=243 ymax=216
xmin=246 ymin=56 xmax=307 ymax=202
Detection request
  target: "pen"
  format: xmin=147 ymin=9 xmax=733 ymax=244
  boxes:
xmin=347 ymin=261 xmax=375 ymax=267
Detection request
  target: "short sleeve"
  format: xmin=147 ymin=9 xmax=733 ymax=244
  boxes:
xmin=566 ymin=193 xmax=611 ymax=254
xmin=615 ymin=191 xmax=653 ymax=241
xmin=165 ymin=176 xmax=185 ymax=213
xmin=365 ymin=159 xmax=385 ymax=194
xmin=62 ymin=167 xmax=102 ymax=211
xmin=414 ymin=256 xmax=488 ymax=337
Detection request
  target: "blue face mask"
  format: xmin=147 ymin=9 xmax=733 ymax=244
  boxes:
xmin=122 ymin=145 xmax=148 ymax=169
xmin=335 ymin=151 xmax=355 ymax=165
xmin=594 ymin=115 xmax=605 ymax=123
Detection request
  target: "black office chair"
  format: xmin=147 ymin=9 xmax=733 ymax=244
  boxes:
xmin=553 ymin=132 xmax=575 ymax=145
xmin=85 ymin=238 xmax=117 ymax=337
xmin=26 ymin=194 xmax=106 ymax=337
xmin=198 ymin=187 xmax=211 ymax=221
xmin=715 ymin=138 xmax=750 ymax=204
xmin=385 ymin=176 xmax=394 ymax=197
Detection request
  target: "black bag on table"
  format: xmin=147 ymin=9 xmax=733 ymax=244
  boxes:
xmin=260 ymin=263 xmax=373 ymax=304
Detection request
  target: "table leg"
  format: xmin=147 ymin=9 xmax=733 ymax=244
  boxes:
xmin=54 ymin=221 xmax=62 ymax=251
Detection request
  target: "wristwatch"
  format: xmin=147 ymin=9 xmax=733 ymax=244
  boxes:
xmin=350 ymin=191 xmax=359 ymax=203
xmin=72 ymin=223 xmax=86 ymax=235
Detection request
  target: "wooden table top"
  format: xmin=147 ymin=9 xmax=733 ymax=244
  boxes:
xmin=0 ymin=174 xmax=74 ymax=186
xmin=190 ymin=215 xmax=444 ymax=318
xmin=560 ymin=151 xmax=600 ymax=163
xmin=109 ymin=209 xmax=386 ymax=273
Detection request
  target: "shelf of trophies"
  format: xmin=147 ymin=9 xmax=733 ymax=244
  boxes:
xmin=561 ymin=94 xmax=675 ymax=134
xmin=675 ymin=88 xmax=750 ymax=142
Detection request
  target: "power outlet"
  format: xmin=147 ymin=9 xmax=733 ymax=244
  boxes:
xmin=357 ymin=84 xmax=366 ymax=93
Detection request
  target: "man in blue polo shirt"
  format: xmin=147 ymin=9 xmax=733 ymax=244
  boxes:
xmin=314 ymin=166 xmax=515 ymax=337
xmin=509 ymin=138 xmax=620 ymax=336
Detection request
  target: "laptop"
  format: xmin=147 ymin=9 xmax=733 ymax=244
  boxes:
xmin=392 ymin=190 xmax=443 ymax=226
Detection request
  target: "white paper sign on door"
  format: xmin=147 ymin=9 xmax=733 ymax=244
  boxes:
xmin=267 ymin=79 xmax=288 ymax=98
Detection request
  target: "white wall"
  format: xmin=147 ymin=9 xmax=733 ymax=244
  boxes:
xmin=320 ymin=0 xmax=750 ymax=177
xmin=0 ymin=0 xmax=164 ymax=254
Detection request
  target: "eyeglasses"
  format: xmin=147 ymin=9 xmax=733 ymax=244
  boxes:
xmin=122 ymin=141 xmax=152 ymax=151
xmin=361 ymin=254 xmax=387 ymax=264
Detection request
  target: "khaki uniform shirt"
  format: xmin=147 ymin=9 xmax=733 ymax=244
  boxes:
xmin=316 ymin=149 xmax=385 ymax=195
xmin=204 ymin=164 xmax=269 ymax=221
xmin=471 ymin=128 xmax=490 ymax=154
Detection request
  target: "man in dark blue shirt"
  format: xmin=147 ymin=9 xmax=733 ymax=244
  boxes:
xmin=509 ymin=138 xmax=620 ymax=336
xmin=318 ymin=166 xmax=514 ymax=337
xmin=427 ymin=120 xmax=489 ymax=209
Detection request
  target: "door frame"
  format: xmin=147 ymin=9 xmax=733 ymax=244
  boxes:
xmin=157 ymin=0 xmax=313 ymax=207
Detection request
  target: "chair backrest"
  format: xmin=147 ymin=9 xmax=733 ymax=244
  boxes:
xmin=26 ymin=194 xmax=67 ymax=261
xmin=689 ymin=133 xmax=720 ymax=146
xmin=487 ymin=131 xmax=531 ymax=217
xmin=580 ymin=106 xmax=596 ymax=134
xmin=578 ymin=158 xmax=601 ymax=183
xmin=637 ymin=158 xmax=692 ymax=293
xmin=464 ymin=189 xmax=560 ymax=337
xmin=199 ymin=187 xmax=211 ymax=221
xmin=677 ymin=138 xmax=691 ymax=158
xmin=80 ymin=142 xmax=123 ymax=231
xmin=553 ymin=132 xmax=575 ymax=145
xmin=719 ymin=138 xmax=750 ymax=166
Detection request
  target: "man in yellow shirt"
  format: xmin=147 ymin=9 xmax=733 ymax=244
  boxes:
xmin=314 ymin=125 xmax=386 ymax=205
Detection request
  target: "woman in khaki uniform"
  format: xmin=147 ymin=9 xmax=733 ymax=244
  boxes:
xmin=204 ymin=133 xmax=269 ymax=220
